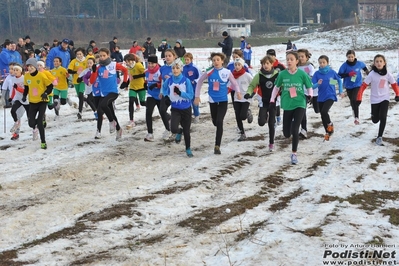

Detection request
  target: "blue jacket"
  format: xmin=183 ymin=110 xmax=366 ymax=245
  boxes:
xmin=240 ymin=40 xmax=247 ymax=51
xmin=0 ymin=48 xmax=12 ymax=77
xmin=161 ymin=74 xmax=193 ymax=110
xmin=338 ymin=60 xmax=367 ymax=89
xmin=10 ymin=50 xmax=22 ymax=65
xmin=312 ymin=66 xmax=343 ymax=102
xmin=243 ymin=48 xmax=252 ymax=61
xmin=46 ymin=45 xmax=71 ymax=69
xmin=183 ymin=62 xmax=201 ymax=90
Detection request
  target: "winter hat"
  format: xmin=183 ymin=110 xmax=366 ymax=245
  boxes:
xmin=233 ymin=57 xmax=245 ymax=66
xmin=176 ymin=39 xmax=182 ymax=45
xmin=62 ymin=38 xmax=69 ymax=44
xmin=24 ymin=35 xmax=31 ymax=40
xmin=89 ymin=40 xmax=95 ymax=45
xmin=222 ymin=31 xmax=228 ymax=37
xmin=171 ymin=58 xmax=184 ymax=69
xmin=147 ymin=54 xmax=158 ymax=64
xmin=69 ymin=40 xmax=74 ymax=46
xmin=146 ymin=37 xmax=151 ymax=41
xmin=37 ymin=60 xmax=45 ymax=68
xmin=266 ymin=49 xmax=276 ymax=56
xmin=26 ymin=58 xmax=38 ymax=69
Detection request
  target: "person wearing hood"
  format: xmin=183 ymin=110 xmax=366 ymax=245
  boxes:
xmin=68 ymin=47 xmax=87 ymax=119
xmin=357 ymin=54 xmax=399 ymax=146
xmin=173 ymin=39 xmax=186 ymax=60
xmin=68 ymin=40 xmax=76 ymax=60
xmin=22 ymin=58 xmax=53 ymax=149
xmin=312 ymin=55 xmax=344 ymax=142
xmin=46 ymin=38 xmax=71 ymax=69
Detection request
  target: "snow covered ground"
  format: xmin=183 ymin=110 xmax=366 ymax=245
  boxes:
xmin=1 ymin=24 xmax=399 ymax=265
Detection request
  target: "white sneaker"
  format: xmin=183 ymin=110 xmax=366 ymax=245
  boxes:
xmin=299 ymin=128 xmax=307 ymax=139
xmin=144 ymin=133 xmax=154 ymax=142
xmin=162 ymin=130 xmax=171 ymax=140
xmin=95 ymin=130 xmax=101 ymax=139
xmin=10 ymin=120 xmax=21 ymax=133
xmin=376 ymin=137 xmax=384 ymax=146
xmin=109 ymin=121 xmax=116 ymax=134
xmin=126 ymin=120 xmax=136 ymax=129
xmin=32 ymin=128 xmax=39 ymax=141
xmin=193 ymin=116 xmax=200 ymax=124
xmin=116 ymin=128 xmax=122 ymax=141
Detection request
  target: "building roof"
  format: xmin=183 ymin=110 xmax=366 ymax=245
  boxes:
xmin=205 ymin=18 xmax=255 ymax=24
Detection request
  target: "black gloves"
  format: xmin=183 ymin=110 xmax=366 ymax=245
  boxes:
xmin=13 ymin=83 xmax=17 ymax=89
xmin=22 ymin=96 xmax=27 ymax=102
xmin=395 ymin=96 xmax=399 ymax=102
xmin=92 ymin=65 xmax=97 ymax=72
xmin=243 ymin=93 xmax=250 ymax=99
xmin=174 ymin=86 xmax=181 ymax=96
xmin=76 ymin=77 xmax=83 ymax=83
xmin=217 ymin=42 xmax=223 ymax=46
xmin=268 ymin=102 xmax=276 ymax=111
xmin=8 ymin=98 xmax=12 ymax=103
xmin=149 ymin=83 xmax=158 ymax=90
xmin=144 ymin=83 xmax=148 ymax=90
xmin=41 ymin=92 xmax=48 ymax=101
xmin=120 ymin=81 xmax=129 ymax=89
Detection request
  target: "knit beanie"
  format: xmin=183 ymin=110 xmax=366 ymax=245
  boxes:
xmin=233 ymin=57 xmax=245 ymax=66
xmin=148 ymin=54 xmax=158 ymax=64
xmin=222 ymin=31 xmax=228 ymax=37
xmin=171 ymin=58 xmax=184 ymax=69
xmin=176 ymin=39 xmax=182 ymax=45
xmin=26 ymin=58 xmax=38 ymax=69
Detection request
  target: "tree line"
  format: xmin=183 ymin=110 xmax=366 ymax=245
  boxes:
xmin=0 ymin=0 xmax=357 ymax=42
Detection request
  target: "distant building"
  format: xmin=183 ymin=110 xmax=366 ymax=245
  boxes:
xmin=358 ymin=0 xmax=397 ymax=20
xmin=28 ymin=0 xmax=50 ymax=16
xmin=205 ymin=18 xmax=255 ymax=38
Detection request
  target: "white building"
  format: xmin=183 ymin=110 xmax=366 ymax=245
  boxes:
xmin=205 ymin=18 xmax=255 ymax=38
xmin=28 ymin=0 xmax=50 ymax=15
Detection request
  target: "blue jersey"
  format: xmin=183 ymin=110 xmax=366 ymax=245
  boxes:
xmin=97 ymin=62 xmax=118 ymax=96
xmin=183 ymin=62 xmax=201 ymax=89
xmin=161 ymin=74 xmax=193 ymax=110
xmin=338 ymin=60 xmax=367 ymax=89
xmin=160 ymin=64 xmax=172 ymax=82
xmin=92 ymin=76 xmax=101 ymax=97
xmin=207 ymin=67 xmax=231 ymax=103
xmin=145 ymin=67 xmax=162 ymax=100
xmin=312 ymin=66 xmax=343 ymax=103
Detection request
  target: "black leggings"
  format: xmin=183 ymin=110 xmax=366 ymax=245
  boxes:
xmin=11 ymin=101 xmax=29 ymax=122
xmin=171 ymin=107 xmax=192 ymax=149
xmin=145 ymin=97 xmax=162 ymax=134
xmin=371 ymin=100 xmax=389 ymax=138
xmin=160 ymin=96 xmax=171 ymax=131
xmin=85 ymin=94 xmax=97 ymax=112
xmin=209 ymin=101 xmax=228 ymax=147
xmin=233 ymin=101 xmax=249 ymax=134
xmin=129 ymin=96 xmax=146 ymax=120
xmin=319 ymin=100 xmax=334 ymax=132
xmin=282 ymin=108 xmax=305 ymax=153
xmin=346 ymin=87 xmax=360 ymax=118
xmin=96 ymin=93 xmax=120 ymax=132
xmin=258 ymin=103 xmax=276 ymax=145
xmin=28 ymin=102 xmax=47 ymax=143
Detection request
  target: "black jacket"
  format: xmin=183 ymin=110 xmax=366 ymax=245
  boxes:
xmin=218 ymin=36 xmax=233 ymax=57
xmin=143 ymin=41 xmax=156 ymax=59
xmin=174 ymin=46 xmax=186 ymax=58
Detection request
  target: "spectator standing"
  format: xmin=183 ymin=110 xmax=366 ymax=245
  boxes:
xmin=129 ymin=40 xmax=142 ymax=55
xmin=87 ymin=40 xmax=99 ymax=54
xmin=217 ymin=31 xmax=233 ymax=67
xmin=143 ymin=37 xmax=156 ymax=68
xmin=157 ymin=39 xmax=171 ymax=65
xmin=174 ymin=39 xmax=186 ymax=60
xmin=16 ymin=38 xmax=27 ymax=63
xmin=240 ymin=36 xmax=247 ymax=51
xmin=24 ymin=36 xmax=35 ymax=56
xmin=68 ymin=40 xmax=76 ymax=60
xmin=46 ymin=38 xmax=71 ymax=69
xmin=109 ymin=37 xmax=117 ymax=53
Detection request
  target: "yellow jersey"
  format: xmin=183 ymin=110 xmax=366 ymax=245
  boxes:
xmin=128 ymin=63 xmax=145 ymax=90
xmin=68 ymin=58 xmax=87 ymax=84
xmin=24 ymin=72 xmax=52 ymax=103
xmin=51 ymin=66 xmax=69 ymax=90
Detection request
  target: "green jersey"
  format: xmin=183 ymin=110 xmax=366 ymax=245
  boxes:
xmin=274 ymin=69 xmax=313 ymax=111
